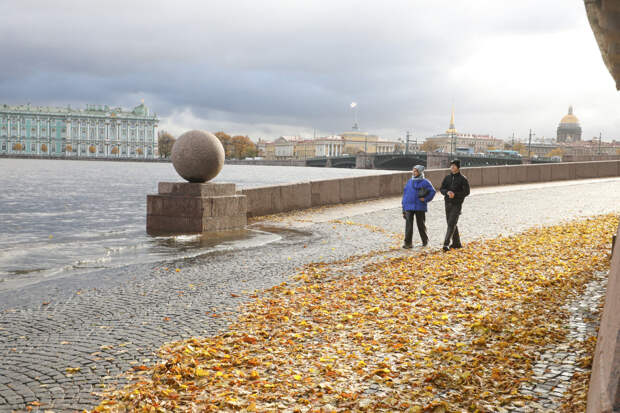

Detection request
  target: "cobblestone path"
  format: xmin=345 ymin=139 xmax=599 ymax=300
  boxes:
xmin=1 ymin=178 xmax=619 ymax=412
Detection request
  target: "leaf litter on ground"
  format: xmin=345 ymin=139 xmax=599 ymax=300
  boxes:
xmin=91 ymin=214 xmax=618 ymax=412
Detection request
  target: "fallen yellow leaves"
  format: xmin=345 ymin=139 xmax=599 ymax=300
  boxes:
xmin=91 ymin=214 xmax=618 ymax=412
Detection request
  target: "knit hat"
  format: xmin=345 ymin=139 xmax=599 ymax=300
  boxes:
xmin=412 ymin=165 xmax=425 ymax=179
xmin=450 ymin=159 xmax=461 ymax=169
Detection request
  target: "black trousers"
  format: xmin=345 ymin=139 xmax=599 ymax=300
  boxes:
xmin=404 ymin=210 xmax=428 ymax=246
xmin=443 ymin=202 xmax=462 ymax=247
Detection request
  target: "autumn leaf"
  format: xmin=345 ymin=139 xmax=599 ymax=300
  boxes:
xmin=90 ymin=215 xmax=618 ymax=413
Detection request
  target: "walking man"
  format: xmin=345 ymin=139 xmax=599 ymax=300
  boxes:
xmin=402 ymin=165 xmax=436 ymax=249
xmin=439 ymin=159 xmax=470 ymax=251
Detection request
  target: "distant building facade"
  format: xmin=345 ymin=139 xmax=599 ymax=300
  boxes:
xmin=258 ymin=131 xmax=401 ymax=161
xmin=510 ymin=140 xmax=620 ymax=160
xmin=300 ymin=137 xmax=343 ymax=158
xmin=556 ymin=106 xmax=582 ymax=143
xmin=424 ymin=111 xmax=504 ymax=153
xmin=561 ymin=139 xmax=620 ymax=156
xmin=274 ymin=137 xmax=296 ymax=159
xmin=340 ymin=131 xmax=398 ymax=154
xmin=0 ymin=102 xmax=159 ymax=159
xmin=525 ymin=142 xmax=560 ymax=158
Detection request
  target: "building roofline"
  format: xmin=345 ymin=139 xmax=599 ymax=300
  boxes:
xmin=0 ymin=103 xmax=159 ymax=121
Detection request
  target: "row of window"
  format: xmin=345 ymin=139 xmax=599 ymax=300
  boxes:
xmin=0 ymin=117 xmax=155 ymax=126
xmin=66 ymin=128 xmax=155 ymax=138
xmin=2 ymin=126 xmax=154 ymax=137
xmin=0 ymin=123 xmax=155 ymax=140
xmin=0 ymin=135 xmax=155 ymax=143
xmin=0 ymin=126 xmax=63 ymax=132
xmin=1 ymin=142 xmax=154 ymax=154
xmin=0 ymin=119 xmax=62 ymax=125
xmin=1 ymin=125 xmax=65 ymax=132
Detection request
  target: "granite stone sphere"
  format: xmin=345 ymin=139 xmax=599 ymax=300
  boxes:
xmin=171 ymin=130 xmax=225 ymax=183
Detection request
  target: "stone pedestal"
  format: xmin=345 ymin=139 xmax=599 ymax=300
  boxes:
xmin=146 ymin=182 xmax=247 ymax=236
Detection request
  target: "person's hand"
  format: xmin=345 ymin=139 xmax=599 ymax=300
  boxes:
xmin=419 ymin=197 xmax=425 ymax=202
xmin=448 ymin=191 xmax=455 ymax=199
xmin=402 ymin=211 xmax=407 ymax=219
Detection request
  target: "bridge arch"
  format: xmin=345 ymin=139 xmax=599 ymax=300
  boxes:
xmin=373 ymin=154 xmax=427 ymax=170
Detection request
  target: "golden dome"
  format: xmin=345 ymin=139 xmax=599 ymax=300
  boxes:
xmin=559 ymin=106 xmax=579 ymax=124
xmin=560 ymin=114 xmax=578 ymax=124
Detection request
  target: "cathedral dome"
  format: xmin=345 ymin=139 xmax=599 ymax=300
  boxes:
xmin=556 ymin=105 xmax=582 ymax=143
xmin=560 ymin=113 xmax=578 ymax=124
xmin=559 ymin=106 xmax=579 ymax=125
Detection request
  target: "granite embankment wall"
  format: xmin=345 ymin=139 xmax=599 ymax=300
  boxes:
xmin=239 ymin=160 xmax=620 ymax=217
xmin=225 ymin=159 xmax=306 ymax=167
xmin=587 ymin=223 xmax=620 ymax=413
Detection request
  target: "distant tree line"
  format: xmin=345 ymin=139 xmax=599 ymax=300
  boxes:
xmin=157 ymin=130 xmax=257 ymax=159
xmin=420 ymin=141 xmax=439 ymax=152
xmin=214 ymin=132 xmax=258 ymax=159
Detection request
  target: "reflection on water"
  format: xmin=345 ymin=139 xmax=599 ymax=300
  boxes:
xmin=0 ymin=158 xmax=379 ymax=288
xmin=0 ymin=227 xmax=285 ymax=291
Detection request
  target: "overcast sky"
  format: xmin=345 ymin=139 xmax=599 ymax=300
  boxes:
xmin=1 ymin=0 xmax=618 ymax=142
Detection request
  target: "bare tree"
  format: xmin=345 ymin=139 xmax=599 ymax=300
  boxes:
xmin=157 ymin=130 xmax=176 ymax=158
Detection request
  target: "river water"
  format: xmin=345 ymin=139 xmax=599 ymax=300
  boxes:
xmin=0 ymin=158 xmax=391 ymax=289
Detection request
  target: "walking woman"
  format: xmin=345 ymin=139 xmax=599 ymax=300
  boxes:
xmin=401 ymin=165 xmax=436 ymax=248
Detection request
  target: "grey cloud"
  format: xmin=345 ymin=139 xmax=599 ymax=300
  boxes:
xmin=0 ymin=0 xmax=616 ymax=141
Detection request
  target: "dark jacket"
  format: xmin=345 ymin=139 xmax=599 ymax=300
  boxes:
xmin=439 ymin=172 xmax=470 ymax=204
xmin=402 ymin=178 xmax=436 ymax=212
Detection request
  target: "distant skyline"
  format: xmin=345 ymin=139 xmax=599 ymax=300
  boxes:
xmin=1 ymin=0 xmax=619 ymax=142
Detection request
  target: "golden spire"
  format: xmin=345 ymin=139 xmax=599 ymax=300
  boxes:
xmin=446 ymin=108 xmax=457 ymax=134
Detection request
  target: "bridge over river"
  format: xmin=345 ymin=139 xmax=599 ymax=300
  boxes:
xmin=306 ymin=151 xmax=554 ymax=169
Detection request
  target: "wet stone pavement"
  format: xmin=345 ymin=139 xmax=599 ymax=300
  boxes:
xmin=513 ymin=271 xmax=607 ymax=413
xmin=1 ymin=178 xmax=619 ymax=412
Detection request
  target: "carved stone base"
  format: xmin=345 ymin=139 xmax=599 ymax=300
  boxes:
xmin=146 ymin=182 xmax=247 ymax=236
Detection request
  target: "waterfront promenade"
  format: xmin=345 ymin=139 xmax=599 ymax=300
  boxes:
xmin=0 ymin=177 xmax=619 ymax=411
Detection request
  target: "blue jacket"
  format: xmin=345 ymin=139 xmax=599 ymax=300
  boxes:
xmin=402 ymin=178 xmax=436 ymax=212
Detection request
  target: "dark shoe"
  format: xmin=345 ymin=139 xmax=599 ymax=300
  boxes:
xmin=422 ymin=242 xmax=428 ymax=247
xmin=449 ymin=244 xmax=463 ymax=249
xmin=402 ymin=244 xmax=413 ymax=249
xmin=442 ymin=246 xmax=450 ymax=252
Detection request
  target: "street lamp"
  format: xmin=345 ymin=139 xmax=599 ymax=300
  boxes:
xmin=405 ymin=130 xmax=411 ymax=154
xmin=450 ymin=130 xmax=455 ymax=159
xmin=350 ymin=102 xmax=358 ymax=131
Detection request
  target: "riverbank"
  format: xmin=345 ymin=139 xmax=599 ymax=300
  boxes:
xmin=0 ymin=154 xmax=300 ymax=165
xmin=0 ymin=154 xmax=171 ymax=163
xmin=1 ymin=178 xmax=619 ymax=411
